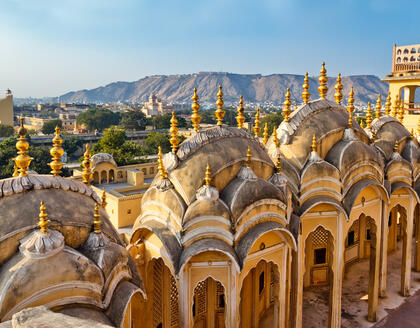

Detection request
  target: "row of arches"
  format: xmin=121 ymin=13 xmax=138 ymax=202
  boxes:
xmin=396 ymin=56 xmax=420 ymax=63
xmin=397 ymin=47 xmax=420 ymax=55
xmin=93 ymin=169 xmax=115 ymax=184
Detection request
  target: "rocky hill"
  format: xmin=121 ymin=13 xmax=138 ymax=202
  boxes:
xmin=59 ymin=72 xmax=389 ymax=105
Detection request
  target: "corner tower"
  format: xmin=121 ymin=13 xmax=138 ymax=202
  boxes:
xmin=0 ymin=89 xmax=14 ymax=126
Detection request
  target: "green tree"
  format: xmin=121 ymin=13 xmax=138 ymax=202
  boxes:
xmin=77 ymin=108 xmax=121 ymax=132
xmin=152 ymin=113 xmax=187 ymax=129
xmin=92 ymin=127 xmax=144 ymax=165
xmin=63 ymin=136 xmax=84 ymax=158
xmin=0 ymin=124 xmax=14 ymax=137
xmin=200 ymin=110 xmax=216 ymax=124
xmin=42 ymin=119 xmax=62 ymax=135
xmin=260 ymin=112 xmax=284 ymax=136
xmin=0 ymin=138 xmax=17 ymax=178
xmin=120 ymin=110 xmax=148 ymax=131
xmin=144 ymin=131 xmax=171 ymax=154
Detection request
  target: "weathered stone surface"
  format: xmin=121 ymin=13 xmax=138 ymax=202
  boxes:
xmin=11 ymin=306 xmax=114 ymax=328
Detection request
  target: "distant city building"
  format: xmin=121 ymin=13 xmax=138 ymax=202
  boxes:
xmin=18 ymin=114 xmax=77 ymax=132
xmin=0 ymin=89 xmax=14 ymax=126
xmin=141 ymin=93 xmax=174 ymax=117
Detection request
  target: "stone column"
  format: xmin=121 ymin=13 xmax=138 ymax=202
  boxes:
xmin=415 ymin=205 xmax=420 ymax=271
xmin=368 ymin=219 xmax=381 ymax=322
xmin=294 ymin=234 xmax=304 ymax=328
xmin=379 ymin=201 xmax=388 ymax=298
xmin=289 ymin=248 xmax=299 ymax=328
xmin=178 ymin=267 xmax=189 ymax=327
xmin=401 ymin=204 xmax=414 ymax=296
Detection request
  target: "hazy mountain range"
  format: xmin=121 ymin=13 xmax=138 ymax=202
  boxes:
xmin=17 ymin=72 xmax=390 ymax=105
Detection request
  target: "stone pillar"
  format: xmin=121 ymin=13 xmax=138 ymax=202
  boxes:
xmin=328 ymin=217 xmax=343 ymax=328
xmin=415 ymin=205 xmax=420 ymax=271
xmin=401 ymin=205 xmax=413 ymax=296
xmin=368 ymin=219 xmax=381 ymax=322
xmin=289 ymin=249 xmax=299 ymax=328
xmin=379 ymin=201 xmax=388 ymax=298
xmin=178 ymin=267 xmax=189 ymax=327
xmin=294 ymin=235 xmax=304 ymax=328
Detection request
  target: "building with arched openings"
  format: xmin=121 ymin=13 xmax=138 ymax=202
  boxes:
xmin=2 ymin=63 xmax=420 ymax=328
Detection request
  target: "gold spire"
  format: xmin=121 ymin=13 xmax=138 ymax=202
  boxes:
xmin=360 ymin=120 xmax=365 ymax=128
xmin=82 ymin=144 xmax=92 ymax=185
xmin=347 ymin=87 xmax=355 ymax=128
xmin=272 ymin=126 xmax=279 ymax=148
xmin=204 ymin=163 xmax=212 ymax=186
xmin=169 ymin=111 xmax=179 ymax=153
xmin=366 ymin=102 xmax=373 ymax=129
xmin=334 ymin=73 xmax=343 ymax=105
xmin=311 ymin=134 xmax=317 ymax=152
xmin=38 ymin=201 xmax=49 ymax=234
xmin=394 ymin=140 xmax=399 ymax=153
xmin=93 ymin=203 xmax=101 ymax=234
xmin=263 ymin=123 xmax=269 ymax=145
xmin=282 ymin=88 xmax=292 ymax=122
xmin=302 ymin=72 xmax=311 ymax=104
xmin=411 ymin=128 xmax=414 ymax=138
xmin=191 ymin=88 xmax=201 ymax=132
xmin=236 ymin=96 xmax=245 ymax=129
xmin=12 ymin=165 xmax=18 ymax=177
xmin=318 ymin=62 xmax=328 ymax=99
xmin=375 ymin=94 xmax=382 ymax=119
xmin=417 ymin=118 xmax=420 ymax=137
xmin=254 ymin=107 xmax=261 ymax=136
xmin=101 ymin=187 xmax=107 ymax=209
xmin=294 ymin=103 xmax=297 ymax=111
xmin=215 ymin=85 xmax=225 ymax=126
xmin=391 ymin=95 xmax=399 ymax=118
xmin=397 ymin=98 xmax=404 ymax=123
xmin=246 ymin=147 xmax=252 ymax=166
xmin=385 ymin=92 xmax=391 ymax=116
xmin=371 ymin=130 xmax=376 ymax=142
xmin=275 ymin=154 xmax=282 ymax=173
xmin=157 ymin=146 xmax=168 ymax=179
xmin=14 ymin=118 xmax=32 ymax=177
xmin=49 ymin=126 xmax=64 ymax=176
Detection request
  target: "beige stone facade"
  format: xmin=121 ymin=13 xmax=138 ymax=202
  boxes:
xmin=141 ymin=93 xmax=174 ymax=117
xmin=0 ymin=89 xmax=13 ymax=126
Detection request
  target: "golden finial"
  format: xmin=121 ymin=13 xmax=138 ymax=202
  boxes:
xmin=394 ymin=140 xmax=399 ymax=153
xmin=204 ymin=163 xmax=212 ymax=186
xmin=12 ymin=165 xmax=18 ymax=177
xmin=275 ymin=154 xmax=282 ymax=173
xmin=263 ymin=123 xmax=269 ymax=145
xmin=294 ymin=103 xmax=297 ymax=111
xmin=375 ymin=94 xmax=382 ymax=119
xmin=411 ymin=128 xmax=414 ymax=138
xmin=38 ymin=201 xmax=49 ymax=234
xmin=302 ymin=72 xmax=311 ymax=104
xmin=417 ymin=118 xmax=420 ymax=137
xmin=360 ymin=120 xmax=365 ymax=128
xmin=14 ymin=118 xmax=32 ymax=177
xmin=398 ymin=98 xmax=404 ymax=123
xmin=371 ymin=130 xmax=376 ymax=142
xmin=157 ymin=146 xmax=168 ymax=179
xmin=366 ymin=102 xmax=373 ymax=129
xmin=254 ymin=107 xmax=261 ymax=136
xmin=49 ymin=126 xmax=64 ymax=176
xmin=311 ymin=134 xmax=317 ymax=152
xmin=191 ymin=88 xmax=201 ymax=132
xmin=283 ymin=88 xmax=292 ymax=122
xmin=93 ymin=203 xmax=101 ymax=234
xmin=391 ymin=95 xmax=399 ymax=118
xmin=347 ymin=87 xmax=355 ymax=128
xmin=101 ymin=187 xmax=107 ymax=209
xmin=236 ymin=96 xmax=245 ymax=129
xmin=215 ymin=85 xmax=225 ymax=126
xmin=272 ymin=126 xmax=279 ymax=148
xmin=318 ymin=62 xmax=328 ymax=99
xmin=82 ymin=144 xmax=92 ymax=185
xmin=385 ymin=92 xmax=391 ymax=116
xmin=246 ymin=147 xmax=252 ymax=166
xmin=334 ymin=73 xmax=343 ymax=105
xmin=169 ymin=111 xmax=179 ymax=153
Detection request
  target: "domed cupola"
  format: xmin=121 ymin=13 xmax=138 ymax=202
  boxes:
xmin=221 ymin=147 xmax=287 ymax=239
xmin=182 ymin=164 xmax=232 ymax=246
xmin=385 ymin=140 xmax=413 ymax=188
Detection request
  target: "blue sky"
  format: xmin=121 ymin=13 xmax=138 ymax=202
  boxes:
xmin=0 ymin=0 xmax=419 ymax=97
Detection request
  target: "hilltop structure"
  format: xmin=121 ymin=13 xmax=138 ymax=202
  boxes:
xmin=0 ymin=89 xmax=14 ymax=126
xmin=1 ymin=63 xmax=420 ymax=328
xmin=141 ymin=93 xmax=174 ymax=117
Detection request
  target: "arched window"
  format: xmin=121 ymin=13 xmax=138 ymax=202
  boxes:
xmin=404 ymin=57 xmax=409 ymax=62
xmin=418 ymin=48 xmax=420 ymax=53
xmin=397 ymin=49 xmax=402 ymax=55
xmin=397 ymin=57 xmax=401 ymax=63
xmin=412 ymin=48 xmax=416 ymax=53
xmin=418 ymin=55 xmax=420 ymax=61
xmin=404 ymin=48 xmax=409 ymax=54
xmin=411 ymin=56 xmax=416 ymax=62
